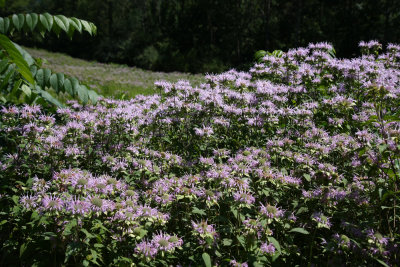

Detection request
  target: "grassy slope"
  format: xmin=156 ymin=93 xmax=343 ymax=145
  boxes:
xmin=25 ymin=47 xmax=206 ymax=99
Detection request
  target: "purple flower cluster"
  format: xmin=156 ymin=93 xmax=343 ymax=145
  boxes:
xmin=135 ymin=231 xmax=183 ymax=258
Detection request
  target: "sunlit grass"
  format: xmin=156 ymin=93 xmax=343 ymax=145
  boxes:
xmin=25 ymin=47 xmax=206 ymax=99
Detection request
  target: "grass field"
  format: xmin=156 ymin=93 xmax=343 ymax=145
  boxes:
xmin=25 ymin=47 xmax=206 ymax=99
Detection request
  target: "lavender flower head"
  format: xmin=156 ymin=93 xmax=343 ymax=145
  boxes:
xmin=260 ymin=242 xmax=276 ymax=255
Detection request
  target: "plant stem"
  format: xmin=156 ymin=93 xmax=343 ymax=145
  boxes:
xmin=307 ymin=228 xmax=317 ymax=267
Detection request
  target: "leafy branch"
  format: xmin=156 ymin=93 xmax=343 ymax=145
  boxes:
xmin=0 ymin=13 xmax=99 ymax=107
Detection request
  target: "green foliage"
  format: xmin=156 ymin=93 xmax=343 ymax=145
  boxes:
xmin=0 ymin=13 xmax=98 ymax=107
xmin=0 ymin=12 xmax=96 ymax=38
xmin=255 ymin=50 xmax=284 ymax=63
xmin=7 ymin=0 xmax=398 ymax=73
xmin=0 ymin=34 xmax=33 ymax=83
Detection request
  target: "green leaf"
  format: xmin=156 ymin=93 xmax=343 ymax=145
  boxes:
xmin=94 ymin=243 xmax=104 ymax=248
xmin=20 ymin=243 xmax=27 ymax=257
xmin=49 ymin=73 xmax=59 ymax=92
xmin=67 ymin=24 xmax=75 ymax=39
xmin=63 ymin=218 xmax=77 ymax=236
xmin=25 ymin=14 xmax=33 ymax=31
xmin=77 ymin=84 xmax=89 ymax=104
xmin=39 ymin=13 xmax=53 ymax=32
xmin=0 ymin=58 xmax=9 ymax=73
xmin=64 ymin=78 xmax=73 ymax=95
xmin=379 ymin=144 xmax=387 ymax=153
xmin=70 ymin=77 xmax=80 ymax=96
xmin=90 ymin=23 xmax=97 ymax=35
xmin=0 ymin=17 xmax=10 ymax=34
xmin=202 ymin=252 xmax=212 ymax=267
xmin=192 ymin=207 xmax=206 ymax=216
xmin=35 ymin=69 xmax=44 ymax=87
xmin=81 ymin=20 xmax=92 ymax=35
xmin=54 ymin=15 xmax=69 ymax=32
xmin=43 ymin=232 xmax=57 ymax=240
xmin=35 ymin=68 xmax=51 ymax=87
xmin=30 ymin=65 xmax=37 ymax=76
xmin=381 ymin=190 xmax=400 ymax=202
xmin=88 ymin=90 xmax=98 ymax=104
xmin=0 ymin=34 xmax=34 ymax=84
xmin=70 ymin=18 xmax=82 ymax=33
xmin=254 ymin=50 xmax=267 ymax=62
xmin=237 ymin=235 xmax=246 ymax=248
xmin=267 ymin=237 xmax=281 ymax=254
xmin=0 ymin=67 xmax=14 ymax=90
xmin=303 ymin=174 xmax=311 ymax=182
xmin=35 ymin=86 xmax=63 ymax=107
xmin=12 ymin=14 xmax=25 ymax=31
xmin=13 ymin=42 xmax=35 ymax=66
xmin=56 ymin=73 xmax=65 ymax=92
xmin=12 ymin=195 xmax=19 ymax=204
xmin=29 ymin=13 xmax=38 ymax=31
xmin=81 ymin=228 xmax=94 ymax=239
xmin=376 ymin=258 xmax=390 ymax=267
xmin=138 ymin=228 xmax=147 ymax=238
xmin=289 ymin=227 xmax=310 ymax=235
xmin=0 ymin=17 xmax=5 ymax=34
xmin=21 ymin=84 xmax=31 ymax=97
xmin=328 ymin=48 xmax=336 ymax=58
xmin=222 ymin=238 xmax=232 ymax=246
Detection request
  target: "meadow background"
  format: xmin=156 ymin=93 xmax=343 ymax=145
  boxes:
xmin=26 ymin=47 xmax=205 ymax=99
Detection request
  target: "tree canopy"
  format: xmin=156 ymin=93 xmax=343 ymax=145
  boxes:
xmin=3 ymin=0 xmax=400 ymax=73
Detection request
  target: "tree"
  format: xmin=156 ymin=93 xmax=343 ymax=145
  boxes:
xmin=0 ymin=1 xmax=98 ymax=108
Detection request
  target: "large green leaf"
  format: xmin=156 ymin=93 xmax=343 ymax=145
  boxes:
xmin=0 ymin=34 xmax=34 ymax=84
xmin=202 ymin=253 xmax=211 ymax=267
xmin=35 ymin=86 xmax=63 ymax=107
xmin=13 ymin=43 xmax=35 ymax=66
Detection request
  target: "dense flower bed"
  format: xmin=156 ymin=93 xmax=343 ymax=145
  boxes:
xmin=0 ymin=41 xmax=399 ymax=266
